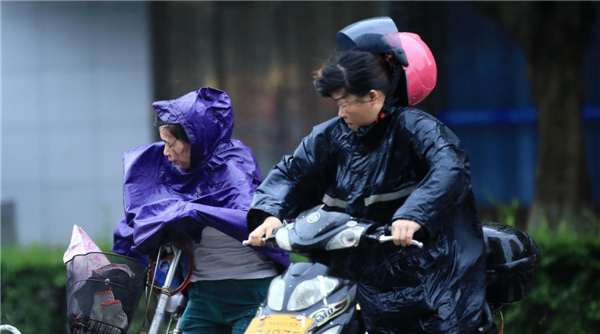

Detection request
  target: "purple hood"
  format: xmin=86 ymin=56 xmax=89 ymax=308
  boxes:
xmin=112 ymin=87 xmax=289 ymax=269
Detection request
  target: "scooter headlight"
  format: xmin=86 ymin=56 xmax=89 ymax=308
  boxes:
xmin=275 ymin=227 xmax=292 ymax=251
xmin=287 ymin=275 xmax=339 ymax=311
xmin=325 ymin=226 xmax=365 ymax=250
xmin=267 ymin=276 xmax=285 ymax=311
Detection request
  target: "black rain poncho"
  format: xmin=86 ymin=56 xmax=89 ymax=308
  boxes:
xmin=247 ymin=105 xmax=488 ymax=334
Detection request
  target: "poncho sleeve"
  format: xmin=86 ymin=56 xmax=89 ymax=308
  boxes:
xmin=392 ymin=113 xmax=473 ymax=231
xmin=247 ymin=122 xmax=337 ymax=231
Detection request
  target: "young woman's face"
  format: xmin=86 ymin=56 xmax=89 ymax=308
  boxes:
xmin=159 ymin=126 xmax=192 ymax=170
xmin=331 ymin=89 xmax=384 ymax=132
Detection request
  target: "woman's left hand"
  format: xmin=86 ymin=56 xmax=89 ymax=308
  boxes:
xmin=391 ymin=219 xmax=422 ymax=247
xmin=248 ymin=216 xmax=283 ymax=247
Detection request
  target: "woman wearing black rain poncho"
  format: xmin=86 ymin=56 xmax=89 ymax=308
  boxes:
xmin=247 ymin=17 xmax=495 ymax=334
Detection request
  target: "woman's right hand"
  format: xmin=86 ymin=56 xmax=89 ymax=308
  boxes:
xmin=248 ymin=216 xmax=283 ymax=246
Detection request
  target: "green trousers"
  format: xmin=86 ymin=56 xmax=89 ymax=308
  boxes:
xmin=179 ymin=277 xmax=273 ymax=334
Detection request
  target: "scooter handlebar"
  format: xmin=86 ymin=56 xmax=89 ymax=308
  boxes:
xmin=378 ymin=235 xmax=423 ymax=248
xmin=242 ymin=237 xmax=266 ymax=246
xmin=243 ymin=236 xmax=423 ymax=248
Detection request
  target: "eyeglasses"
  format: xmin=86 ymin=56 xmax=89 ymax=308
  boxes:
xmin=164 ymin=139 xmax=178 ymax=149
xmin=335 ymin=96 xmax=375 ymax=108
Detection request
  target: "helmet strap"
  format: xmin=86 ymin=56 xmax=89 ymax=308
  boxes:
xmin=385 ymin=66 xmax=409 ymax=107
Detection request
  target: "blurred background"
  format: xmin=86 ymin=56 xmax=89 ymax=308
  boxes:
xmin=1 ymin=1 xmax=600 ymax=245
xmin=1 ymin=1 xmax=600 ymax=333
xmin=2 ymin=1 xmax=599 ymax=247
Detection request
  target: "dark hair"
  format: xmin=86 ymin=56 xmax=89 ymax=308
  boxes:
xmin=313 ymin=50 xmax=392 ymax=98
xmin=154 ymin=114 xmax=190 ymax=144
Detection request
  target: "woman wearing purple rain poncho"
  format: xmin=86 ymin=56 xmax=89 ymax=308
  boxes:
xmin=112 ymin=87 xmax=290 ymax=334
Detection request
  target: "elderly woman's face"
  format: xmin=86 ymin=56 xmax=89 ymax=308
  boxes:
xmin=331 ymin=89 xmax=384 ymax=132
xmin=159 ymin=126 xmax=191 ymax=170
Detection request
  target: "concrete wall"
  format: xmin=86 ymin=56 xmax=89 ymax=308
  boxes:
xmin=1 ymin=2 xmax=153 ymax=247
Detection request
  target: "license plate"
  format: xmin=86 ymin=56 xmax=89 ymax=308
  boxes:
xmin=244 ymin=314 xmax=315 ymax=334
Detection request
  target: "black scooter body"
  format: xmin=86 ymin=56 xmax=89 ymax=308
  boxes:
xmin=248 ymin=209 xmax=371 ymax=334
xmin=246 ymin=208 xmax=540 ymax=334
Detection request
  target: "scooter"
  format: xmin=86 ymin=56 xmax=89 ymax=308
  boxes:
xmin=242 ymin=206 xmax=540 ymax=334
xmin=242 ymin=207 xmax=422 ymax=334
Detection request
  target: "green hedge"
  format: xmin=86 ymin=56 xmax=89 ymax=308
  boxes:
xmin=497 ymin=227 xmax=600 ymax=334
xmin=2 ymin=230 xmax=599 ymax=333
xmin=1 ymin=245 xmax=70 ymax=334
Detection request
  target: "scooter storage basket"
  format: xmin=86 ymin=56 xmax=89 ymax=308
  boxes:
xmin=66 ymin=252 xmax=148 ymax=334
xmin=483 ymin=222 xmax=541 ymax=304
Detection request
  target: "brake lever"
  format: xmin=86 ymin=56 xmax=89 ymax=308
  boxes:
xmin=380 ymin=224 xmax=427 ymax=248
xmin=377 ymin=235 xmax=423 ymax=248
xmin=242 ymin=239 xmax=259 ymax=246
xmin=242 ymin=235 xmax=276 ymax=246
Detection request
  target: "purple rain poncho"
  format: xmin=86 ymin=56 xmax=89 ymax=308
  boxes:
xmin=112 ymin=87 xmax=289 ymax=269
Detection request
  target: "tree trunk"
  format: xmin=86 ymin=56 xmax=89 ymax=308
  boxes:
xmin=473 ymin=2 xmax=596 ymax=233
xmin=528 ymin=46 xmax=593 ymax=233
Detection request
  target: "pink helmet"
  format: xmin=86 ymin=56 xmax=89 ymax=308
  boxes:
xmin=337 ymin=17 xmax=437 ymax=106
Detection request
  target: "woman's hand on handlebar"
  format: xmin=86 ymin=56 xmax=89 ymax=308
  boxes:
xmin=391 ymin=219 xmax=422 ymax=247
xmin=248 ymin=216 xmax=283 ymax=246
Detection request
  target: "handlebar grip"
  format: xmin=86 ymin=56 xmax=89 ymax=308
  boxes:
xmin=378 ymin=235 xmax=423 ymax=248
xmin=384 ymin=224 xmax=429 ymax=241
xmin=242 ymin=238 xmax=266 ymax=246
xmin=411 ymin=240 xmax=424 ymax=248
